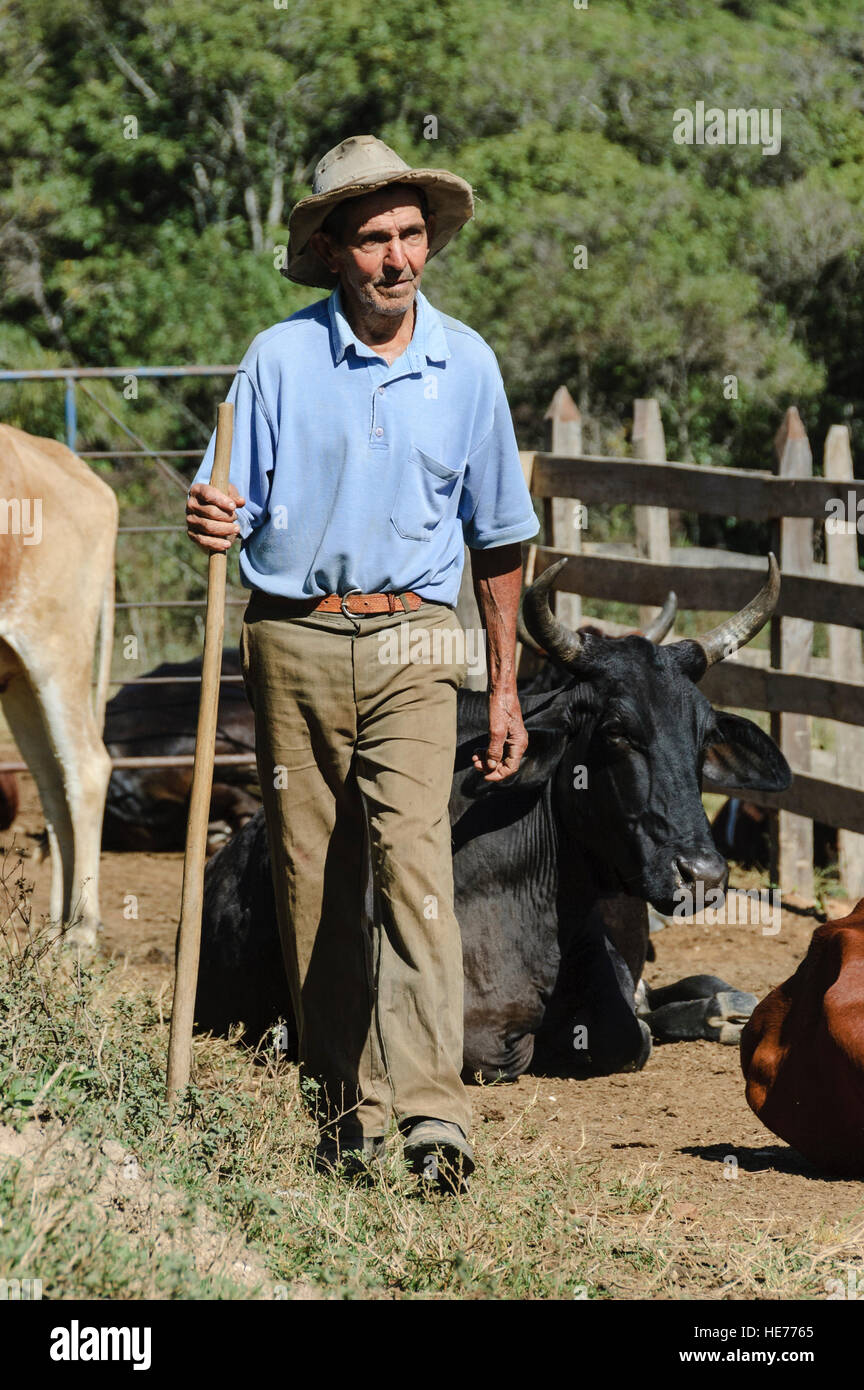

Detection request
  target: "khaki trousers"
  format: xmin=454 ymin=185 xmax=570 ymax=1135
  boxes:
xmin=239 ymin=591 xmax=471 ymax=1140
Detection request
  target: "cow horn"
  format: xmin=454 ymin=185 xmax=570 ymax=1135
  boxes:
xmin=517 ymin=605 xmax=545 ymax=653
xmin=641 ymin=592 xmax=677 ymax=644
xmin=520 ymin=558 xmax=589 ymax=668
xmin=690 ymin=553 xmax=780 ymax=668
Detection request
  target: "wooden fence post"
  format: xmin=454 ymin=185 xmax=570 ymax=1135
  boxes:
xmin=632 ymin=400 xmax=671 ymax=631
xmin=770 ymin=407 xmax=814 ymax=901
xmin=544 ymin=386 xmax=582 ymax=630
xmin=824 ymin=423 xmax=864 ymax=900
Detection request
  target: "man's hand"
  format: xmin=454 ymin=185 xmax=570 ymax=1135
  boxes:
xmin=186 ymin=482 xmax=246 ymax=553
xmin=471 ymin=682 xmax=529 ymax=782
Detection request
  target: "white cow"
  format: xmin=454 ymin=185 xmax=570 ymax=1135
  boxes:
xmin=0 ymin=424 xmax=116 ymax=947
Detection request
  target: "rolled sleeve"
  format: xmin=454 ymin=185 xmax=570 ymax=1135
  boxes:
xmin=189 ymin=369 xmax=275 ymax=539
xmin=458 ymin=375 xmax=540 ymax=549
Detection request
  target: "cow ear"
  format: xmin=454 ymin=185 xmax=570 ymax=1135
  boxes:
xmin=702 ymin=712 xmax=792 ymax=792
xmin=460 ymin=726 xmax=566 ymax=799
xmin=510 ymin=726 xmax=569 ymax=791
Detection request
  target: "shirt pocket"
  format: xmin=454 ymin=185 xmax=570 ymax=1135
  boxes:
xmin=390 ymin=445 xmax=465 ymax=542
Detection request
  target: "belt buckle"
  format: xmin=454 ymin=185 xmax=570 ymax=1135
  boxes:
xmin=340 ymin=586 xmax=363 ymax=618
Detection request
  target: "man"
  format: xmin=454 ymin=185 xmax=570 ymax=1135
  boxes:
xmin=186 ymin=135 xmax=539 ymax=1191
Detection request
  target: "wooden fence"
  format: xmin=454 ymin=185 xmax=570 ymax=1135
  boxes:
xmin=459 ymin=389 xmax=864 ymax=903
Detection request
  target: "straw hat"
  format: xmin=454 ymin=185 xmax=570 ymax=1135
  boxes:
xmin=284 ymin=135 xmax=474 ymax=288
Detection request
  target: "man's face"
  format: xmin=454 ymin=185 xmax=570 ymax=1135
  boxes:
xmin=311 ymin=188 xmax=434 ymax=317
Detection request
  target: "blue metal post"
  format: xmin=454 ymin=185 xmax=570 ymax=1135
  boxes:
xmin=64 ymin=376 xmax=77 ymax=451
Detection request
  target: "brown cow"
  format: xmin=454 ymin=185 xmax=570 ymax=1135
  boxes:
xmin=0 ymin=770 xmax=18 ymax=830
xmin=740 ymin=899 xmax=864 ymax=1174
xmin=0 ymin=425 xmax=116 ymax=947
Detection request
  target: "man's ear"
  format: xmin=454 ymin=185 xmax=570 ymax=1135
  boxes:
xmin=309 ymin=229 xmax=339 ymax=273
xmin=702 ymin=711 xmax=792 ymax=792
xmin=424 ymin=210 xmax=436 ymax=246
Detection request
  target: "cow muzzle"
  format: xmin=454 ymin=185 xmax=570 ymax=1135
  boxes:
xmin=672 ymin=849 xmax=729 ymax=894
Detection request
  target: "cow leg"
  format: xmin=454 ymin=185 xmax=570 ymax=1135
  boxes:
xmin=594 ymin=895 xmax=649 ymax=989
xmin=643 ymin=973 xmax=737 ymax=1009
xmin=1 ymin=667 xmax=69 ymax=933
xmin=639 ymin=974 xmax=758 ymax=1044
xmin=55 ymin=700 xmax=110 ymax=947
xmin=0 ymin=658 xmax=109 ymax=947
xmin=576 ymin=936 xmax=652 ymax=1073
xmin=462 ymin=1025 xmax=536 ymax=1084
xmin=208 ymin=783 xmax=261 ymax=835
xmin=205 ymin=786 xmax=263 ymax=852
xmin=537 ymin=931 xmax=652 ymax=1075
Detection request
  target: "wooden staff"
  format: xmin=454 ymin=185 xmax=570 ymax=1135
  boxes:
xmin=166 ymin=401 xmax=234 ymax=1100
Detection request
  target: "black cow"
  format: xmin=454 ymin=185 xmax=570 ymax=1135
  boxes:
xmin=711 ymin=795 xmax=836 ymax=873
xmin=195 ymin=558 xmax=791 ymax=1080
xmin=102 ymin=650 xmax=259 ymax=853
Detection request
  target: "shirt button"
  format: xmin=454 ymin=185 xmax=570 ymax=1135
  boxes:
xmin=375 ymin=427 xmax=384 ymax=437
xmin=377 ymin=387 xmax=384 ymax=395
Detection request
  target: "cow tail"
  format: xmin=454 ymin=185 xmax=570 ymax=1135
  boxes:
xmin=94 ymin=553 xmax=115 ymax=735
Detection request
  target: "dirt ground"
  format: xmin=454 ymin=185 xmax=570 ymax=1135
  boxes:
xmin=4 ymin=754 xmax=864 ymax=1290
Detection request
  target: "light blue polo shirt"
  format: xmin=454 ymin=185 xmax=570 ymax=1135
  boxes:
xmin=191 ymin=285 xmax=540 ymax=606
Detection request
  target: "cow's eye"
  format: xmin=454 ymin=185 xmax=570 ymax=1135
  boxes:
xmin=603 ymin=722 xmax=629 ymax=747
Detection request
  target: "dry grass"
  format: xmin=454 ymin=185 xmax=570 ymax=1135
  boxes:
xmin=1 ymin=848 xmax=862 ymax=1300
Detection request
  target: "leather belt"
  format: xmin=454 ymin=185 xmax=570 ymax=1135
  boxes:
xmin=315 ymin=589 xmax=424 ymax=615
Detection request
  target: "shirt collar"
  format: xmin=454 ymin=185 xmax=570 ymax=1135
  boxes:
xmin=327 ymin=284 xmax=451 ymax=369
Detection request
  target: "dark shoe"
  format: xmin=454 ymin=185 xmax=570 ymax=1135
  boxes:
xmin=402 ymin=1118 xmax=475 ymax=1193
xmin=314 ymin=1134 xmax=387 ymax=1180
